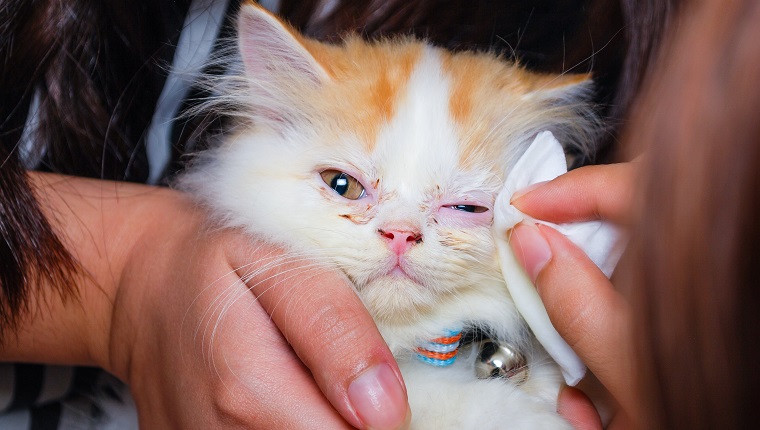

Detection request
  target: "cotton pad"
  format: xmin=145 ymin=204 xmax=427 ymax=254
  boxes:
xmin=493 ymin=131 xmax=623 ymax=385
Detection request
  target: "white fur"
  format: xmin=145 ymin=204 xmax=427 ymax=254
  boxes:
xmin=401 ymin=341 xmax=570 ymax=429
xmin=179 ymin=5 xmax=597 ymax=428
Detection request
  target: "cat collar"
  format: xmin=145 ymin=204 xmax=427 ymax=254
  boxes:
xmin=415 ymin=328 xmax=463 ymax=367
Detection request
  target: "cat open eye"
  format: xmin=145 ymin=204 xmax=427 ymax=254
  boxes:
xmin=320 ymin=170 xmax=366 ymax=200
xmin=450 ymin=204 xmax=489 ymax=213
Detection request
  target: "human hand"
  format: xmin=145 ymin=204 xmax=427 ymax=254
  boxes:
xmin=13 ymin=173 xmax=410 ymax=429
xmin=507 ymin=163 xmax=637 ymax=423
xmin=558 ymin=386 xmax=603 ymax=430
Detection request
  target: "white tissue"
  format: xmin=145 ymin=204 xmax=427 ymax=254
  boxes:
xmin=493 ymin=131 xmax=623 ymax=386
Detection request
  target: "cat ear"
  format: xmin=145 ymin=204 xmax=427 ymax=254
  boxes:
xmin=517 ymin=73 xmax=598 ymax=158
xmin=234 ymin=4 xmax=330 ymax=127
xmin=237 ymin=4 xmax=329 ymax=85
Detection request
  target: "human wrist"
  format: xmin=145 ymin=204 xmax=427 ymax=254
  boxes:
xmin=2 ymin=173 xmax=168 ymax=377
xmin=104 ymin=181 xmax=202 ymax=383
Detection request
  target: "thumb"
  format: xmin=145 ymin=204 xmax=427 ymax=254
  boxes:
xmin=231 ymin=243 xmax=410 ymax=430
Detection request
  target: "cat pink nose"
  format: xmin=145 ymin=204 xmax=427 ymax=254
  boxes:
xmin=379 ymin=228 xmax=423 ymax=255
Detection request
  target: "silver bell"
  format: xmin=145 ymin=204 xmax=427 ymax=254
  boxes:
xmin=475 ymin=340 xmax=529 ymax=384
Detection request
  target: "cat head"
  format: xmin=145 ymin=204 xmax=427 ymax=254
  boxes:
xmin=183 ymin=3 xmax=599 ymax=326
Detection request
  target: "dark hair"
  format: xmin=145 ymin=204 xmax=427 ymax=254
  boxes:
xmin=0 ymin=0 xmax=192 ymax=336
xmin=621 ymin=0 xmax=760 ymax=427
xmin=611 ymin=0 xmax=680 ymax=131
xmin=0 ymin=156 xmax=79 ymax=335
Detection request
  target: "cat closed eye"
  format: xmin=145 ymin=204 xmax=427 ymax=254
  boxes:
xmin=320 ymin=170 xmax=366 ymax=200
xmin=449 ymin=205 xmax=489 ymax=213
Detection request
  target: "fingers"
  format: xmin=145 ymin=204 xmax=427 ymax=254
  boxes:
xmin=130 ymin=239 xmax=353 ymax=429
xmin=510 ymin=163 xmax=636 ymax=225
xmin=230 ymin=243 xmax=410 ymax=430
xmin=205 ymin=274 xmax=353 ymax=429
xmin=557 ymin=386 xmax=603 ymax=430
xmin=509 ymin=223 xmax=635 ymax=413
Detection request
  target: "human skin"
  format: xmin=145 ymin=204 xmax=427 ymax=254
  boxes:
xmin=2 ymin=172 xmax=408 ymax=429
xmin=509 ymin=162 xmax=638 ymax=428
xmin=1 ymin=171 xmax=596 ymax=429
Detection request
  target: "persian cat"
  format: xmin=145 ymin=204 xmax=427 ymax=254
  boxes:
xmin=181 ymin=3 xmax=598 ymax=428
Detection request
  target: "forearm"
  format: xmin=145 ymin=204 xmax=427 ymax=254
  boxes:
xmin=0 ymin=172 xmax=168 ymax=377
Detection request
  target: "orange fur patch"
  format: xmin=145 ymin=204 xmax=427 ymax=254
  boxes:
xmin=252 ymin=0 xmax=591 ymax=165
xmin=300 ymin=37 xmax=423 ymax=150
xmin=440 ymin=51 xmax=590 ymax=168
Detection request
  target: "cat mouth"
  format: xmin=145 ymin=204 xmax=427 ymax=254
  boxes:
xmin=358 ymin=256 xmax=427 ymax=289
xmin=384 ymin=259 xmax=423 ymax=284
xmin=389 ymin=265 xmax=410 ymax=278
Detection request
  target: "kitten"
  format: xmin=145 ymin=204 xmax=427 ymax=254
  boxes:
xmin=181 ymin=3 xmax=598 ymax=428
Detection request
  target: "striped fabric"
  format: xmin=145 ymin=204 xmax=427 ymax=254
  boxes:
xmin=415 ymin=329 xmax=464 ymax=367
xmin=0 ymin=365 xmax=135 ymax=429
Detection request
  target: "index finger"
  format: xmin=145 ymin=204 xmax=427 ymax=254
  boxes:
xmin=229 ymin=241 xmax=410 ymax=430
xmin=528 ymin=224 xmax=635 ymax=413
xmin=510 ymin=163 xmax=636 ymax=225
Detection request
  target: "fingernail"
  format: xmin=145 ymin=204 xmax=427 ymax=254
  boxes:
xmin=510 ymin=181 xmax=549 ymax=204
xmin=348 ymin=363 xmax=409 ymax=430
xmin=510 ymin=222 xmax=552 ymax=283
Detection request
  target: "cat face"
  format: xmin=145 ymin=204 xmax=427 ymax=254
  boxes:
xmin=183 ymin=4 xmax=597 ymax=325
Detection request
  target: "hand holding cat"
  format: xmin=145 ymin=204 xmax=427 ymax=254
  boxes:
xmin=5 ymin=173 xmax=409 ymax=429
xmin=116 ymin=194 xmax=410 ymax=429
xmin=509 ymin=162 xmax=637 ymax=427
